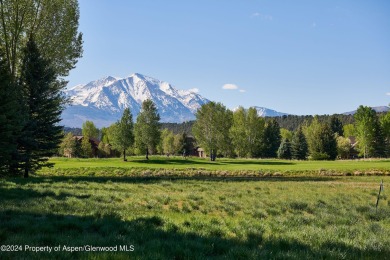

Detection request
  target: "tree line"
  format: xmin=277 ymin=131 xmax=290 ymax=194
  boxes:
xmin=59 ymin=100 xmax=191 ymax=160
xmin=192 ymin=102 xmax=390 ymax=160
xmin=60 ymin=101 xmax=390 ymax=162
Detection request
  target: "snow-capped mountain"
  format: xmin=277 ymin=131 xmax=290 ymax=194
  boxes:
xmin=61 ymin=73 xmax=209 ymax=127
xmin=253 ymin=106 xmax=290 ymax=117
xmin=233 ymin=106 xmax=289 ymax=117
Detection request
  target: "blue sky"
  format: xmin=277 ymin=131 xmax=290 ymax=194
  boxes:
xmin=66 ymin=0 xmax=390 ymax=115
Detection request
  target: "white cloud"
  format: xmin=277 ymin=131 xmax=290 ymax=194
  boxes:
xmin=239 ymin=89 xmax=246 ymax=93
xmin=251 ymin=12 xmax=273 ymax=21
xmin=188 ymin=88 xmax=199 ymax=93
xmin=222 ymin=84 xmax=239 ymax=90
xmin=386 ymin=92 xmax=390 ymax=96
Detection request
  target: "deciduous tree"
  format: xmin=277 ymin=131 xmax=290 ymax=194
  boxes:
xmin=82 ymin=120 xmax=99 ymax=139
xmin=110 ymin=108 xmax=134 ymax=161
xmin=0 ymin=0 xmax=83 ymax=78
xmin=193 ymin=102 xmax=232 ymax=160
xmin=134 ymin=99 xmax=161 ymax=160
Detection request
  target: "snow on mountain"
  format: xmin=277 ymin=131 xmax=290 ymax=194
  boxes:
xmin=233 ymin=106 xmax=289 ymax=117
xmin=253 ymin=106 xmax=290 ymax=117
xmin=61 ymin=73 xmax=209 ymax=127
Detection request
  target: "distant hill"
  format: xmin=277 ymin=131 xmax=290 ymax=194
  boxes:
xmin=342 ymin=106 xmax=390 ymax=115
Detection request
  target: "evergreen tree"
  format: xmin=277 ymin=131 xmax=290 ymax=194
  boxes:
xmin=17 ymin=37 xmax=64 ymax=177
xmin=260 ymin=119 xmax=281 ymax=158
xmin=134 ymin=99 xmax=161 ymax=160
xmin=380 ymin=111 xmax=390 ymax=157
xmin=330 ymin=115 xmax=344 ymax=136
xmin=372 ymin=118 xmax=386 ymax=158
xmin=111 ymin=108 xmax=134 ymax=161
xmin=304 ymin=118 xmax=337 ymax=160
xmin=291 ymin=127 xmax=308 ymax=160
xmin=0 ymin=49 xmax=20 ymax=174
xmin=318 ymin=123 xmax=338 ymax=160
xmin=277 ymin=138 xmax=292 ymax=159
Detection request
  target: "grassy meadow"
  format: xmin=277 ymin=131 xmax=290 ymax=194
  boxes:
xmin=1 ymin=157 xmax=390 ymax=259
xmin=42 ymin=156 xmax=390 ymax=176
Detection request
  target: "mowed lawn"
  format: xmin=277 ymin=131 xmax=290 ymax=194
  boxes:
xmin=0 ymin=174 xmax=389 ymax=259
xmin=44 ymin=156 xmax=390 ymax=175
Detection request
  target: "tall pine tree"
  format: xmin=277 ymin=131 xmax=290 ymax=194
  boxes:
xmin=17 ymin=37 xmax=64 ymax=177
xmin=260 ymin=119 xmax=281 ymax=158
xmin=291 ymin=127 xmax=308 ymax=160
xmin=0 ymin=49 xmax=21 ymax=175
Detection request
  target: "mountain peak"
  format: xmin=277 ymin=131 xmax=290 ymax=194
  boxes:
xmin=62 ymin=73 xmax=210 ymax=127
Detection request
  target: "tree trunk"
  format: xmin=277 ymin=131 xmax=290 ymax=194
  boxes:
xmin=146 ymin=148 xmax=149 ymax=160
xmin=24 ymin=164 xmax=29 ymax=178
xmin=123 ymin=149 xmax=127 ymax=161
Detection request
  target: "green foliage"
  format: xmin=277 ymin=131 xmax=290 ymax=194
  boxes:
xmin=229 ymin=106 xmax=264 ymax=157
xmin=160 ymin=121 xmax=194 ymax=135
xmin=16 ymin=37 xmax=63 ymax=177
xmin=291 ymin=127 xmax=308 ymax=160
xmin=110 ymin=108 xmax=134 ymax=161
xmin=0 ymin=48 xmax=20 ymax=174
xmin=260 ymin=119 xmax=281 ymax=158
xmin=0 ymin=0 xmax=83 ymax=78
xmin=271 ymin=114 xmax=355 ymax=132
xmin=230 ymin=107 xmax=249 ymax=157
xmin=343 ymin=124 xmax=356 ymax=137
xmin=59 ymin=132 xmax=79 ymax=158
xmin=134 ymin=99 xmax=161 ymax=159
xmin=81 ymin=135 xmax=93 ymax=158
xmin=329 ymin=115 xmax=344 ymax=136
xmin=193 ymin=102 xmax=232 ymax=160
xmin=280 ymin=128 xmax=293 ymax=141
xmin=82 ymin=120 xmax=99 ymax=139
xmin=277 ymin=138 xmax=292 ymax=159
xmin=337 ymin=135 xmax=352 ymax=159
xmin=160 ymin=129 xmax=175 ymax=155
xmin=380 ymin=112 xmax=390 ymax=156
xmin=354 ymin=106 xmax=386 ymax=158
xmin=304 ymin=118 xmax=337 ymax=160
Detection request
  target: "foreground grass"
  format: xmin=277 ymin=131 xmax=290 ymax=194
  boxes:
xmin=1 ymin=174 xmax=389 ymax=259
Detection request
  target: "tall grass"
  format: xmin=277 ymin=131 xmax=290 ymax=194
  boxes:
xmin=1 ymin=175 xmax=389 ymax=259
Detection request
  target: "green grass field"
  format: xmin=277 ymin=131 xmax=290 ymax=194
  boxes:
xmin=1 ymin=157 xmax=390 ymax=259
xmin=42 ymin=156 xmax=390 ymax=176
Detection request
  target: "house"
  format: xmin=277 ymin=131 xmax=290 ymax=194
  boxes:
xmin=74 ymin=136 xmax=101 ymax=157
xmin=196 ymin=147 xmax=206 ymax=158
xmin=348 ymin=136 xmax=359 ymax=159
